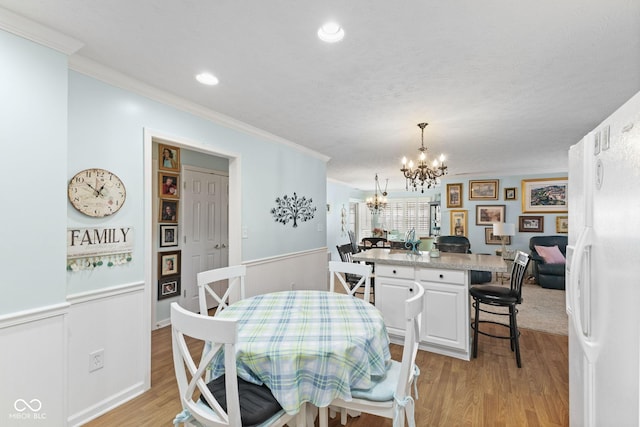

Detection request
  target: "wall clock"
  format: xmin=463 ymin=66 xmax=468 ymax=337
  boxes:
xmin=68 ymin=168 xmax=126 ymax=217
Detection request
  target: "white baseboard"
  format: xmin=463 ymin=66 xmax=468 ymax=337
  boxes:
xmin=68 ymin=382 xmax=146 ymax=427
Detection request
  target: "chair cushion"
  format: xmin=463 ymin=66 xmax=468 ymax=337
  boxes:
xmin=351 ymin=360 xmax=401 ymax=402
xmin=534 ymin=245 xmax=566 ymax=264
xmin=470 ymin=285 xmax=519 ymax=304
xmin=200 ymin=375 xmax=283 ymax=427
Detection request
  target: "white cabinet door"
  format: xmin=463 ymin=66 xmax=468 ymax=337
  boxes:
xmin=375 ymin=277 xmax=414 ymax=335
xmin=421 ymin=280 xmax=467 ymax=351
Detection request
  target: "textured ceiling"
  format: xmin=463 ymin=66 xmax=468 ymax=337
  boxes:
xmin=2 ymin=1 xmax=639 ymax=191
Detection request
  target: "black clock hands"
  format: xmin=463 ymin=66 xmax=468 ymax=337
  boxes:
xmin=86 ymin=183 xmax=100 ymax=196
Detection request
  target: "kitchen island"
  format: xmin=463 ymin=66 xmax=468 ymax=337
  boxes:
xmin=353 ymin=248 xmax=507 ymax=361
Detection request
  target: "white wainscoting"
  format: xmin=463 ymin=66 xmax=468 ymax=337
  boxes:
xmin=66 ymin=281 xmax=147 ymax=426
xmin=243 ymin=247 xmax=329 ymax=298
xmin=0 ymin=304 xmax=68 ymax=425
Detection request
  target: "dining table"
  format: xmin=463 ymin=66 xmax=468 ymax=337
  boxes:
xmin=208 ymin=289 xmax=391 ymax=418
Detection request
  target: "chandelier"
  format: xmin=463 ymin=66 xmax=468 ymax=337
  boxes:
xmin=400 ymin=122 xmax=447 ymax=192
xmin=366 ymin=174 xmax=388 ymax=214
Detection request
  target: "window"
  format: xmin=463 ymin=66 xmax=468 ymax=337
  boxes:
xmin=358 ymin=198 xmax=433 ymax=238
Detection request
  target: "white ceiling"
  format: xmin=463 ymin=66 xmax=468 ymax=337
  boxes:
xmin=2 ymin=1 xmax=639 ymax=191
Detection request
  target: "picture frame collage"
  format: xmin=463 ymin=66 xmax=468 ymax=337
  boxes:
xmin=446 ymin=177 xmax=568 ymax=242
xmin=157 ymin=143 xmax=182 ymax=300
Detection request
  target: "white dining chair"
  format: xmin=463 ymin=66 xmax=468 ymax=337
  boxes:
xmin=197 ymin=265 xmax=246 ymax=317
xmin=319 ymin=282 xmax=425 ymax=427
xmin=170 ymin=302 xmax=297 ymax=427
xmin=328 ymin=260 xmax=373 ymax=303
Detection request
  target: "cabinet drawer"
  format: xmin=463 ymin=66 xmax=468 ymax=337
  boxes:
xmin=376 ymin=264 xmax=415 ymax=280
xmin=418 ymin=268 xmax=465 ymax=285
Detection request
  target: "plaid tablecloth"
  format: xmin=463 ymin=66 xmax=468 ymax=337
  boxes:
xmin=210 ymin=290 xmax=391 ymax=414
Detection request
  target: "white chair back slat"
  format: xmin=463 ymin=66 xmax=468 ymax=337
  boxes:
xmin=328 ymin=260 xmax=372 ymax=302
xmin=197 ymin=265 xmax=246 ymax=316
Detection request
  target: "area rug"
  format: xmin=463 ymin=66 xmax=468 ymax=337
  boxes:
xmin=471 ymin=282 xmax=568 ymax=336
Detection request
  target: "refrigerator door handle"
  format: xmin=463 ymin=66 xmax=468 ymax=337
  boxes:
xmin=569 ymin=226 xmax=593 ymax=339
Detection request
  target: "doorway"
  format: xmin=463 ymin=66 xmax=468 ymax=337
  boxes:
xmin=144 ymin=129 xmax=242 ymax=337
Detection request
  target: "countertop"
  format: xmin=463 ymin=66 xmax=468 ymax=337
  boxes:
xmin=352 ymin=248 xmax=507 ymax=272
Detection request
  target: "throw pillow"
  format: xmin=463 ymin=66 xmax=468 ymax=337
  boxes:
xmin=535 ymin=245 xmax=566 ymax=264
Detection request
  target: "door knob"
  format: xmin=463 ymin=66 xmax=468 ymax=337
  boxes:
xmin=214 ymin=244 xmax=220 ymax=249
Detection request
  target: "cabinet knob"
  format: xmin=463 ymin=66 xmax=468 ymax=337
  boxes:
xmin=439 ymin=274 xmax=444 ymax=279
xmin=409 ymin=288 xmax=413 ymax=292
xmin=392 ymin=270 xmax=397 ymax=274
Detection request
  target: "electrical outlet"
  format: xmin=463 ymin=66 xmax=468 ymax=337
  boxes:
xmin=89 ymin=349 xmax=104 ymax=372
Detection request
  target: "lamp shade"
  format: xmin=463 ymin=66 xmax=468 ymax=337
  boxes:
xmin=493 ymin=222 xmax=515 ymax=236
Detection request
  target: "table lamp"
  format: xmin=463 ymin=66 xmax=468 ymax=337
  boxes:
xmin=493 ymin=222 xmax=515 ymax=258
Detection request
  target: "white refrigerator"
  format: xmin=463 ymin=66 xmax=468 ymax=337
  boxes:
xmin=567 ymin=90 xmax=640 ymax=427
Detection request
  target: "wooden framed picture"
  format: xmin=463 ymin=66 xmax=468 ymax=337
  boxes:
xmin=159 ymin=199 xmax=179 ymax=223
xmin=556 ymin=216 xmax=568 ymax=233
xmin=158 ymin=172 xmax=179 ymax=199
xmin=159 ymin=250 xmax=181 ymax=278
xmin=160 ymin=224 xmax=179 ymax=248
xmin=157 ymin=276 xmax=181 ymax=300
xmin=485 ymin=227 xmax=510 ymax=245
xmin=504 ymin=187 xmax=517 ymax=201
xmin=158 ymin=143 xmax=180 ymax=172
xmin=519 ymin=216 xmax=544 ymax=232
xmin=475 ymin=205 xmax=506 ymax=225
xmin=521 ymin=177 xmax=568 ymax=213
xmin=450 ymin=210 xmax=468 ymax=237
xmin=469 ymin=179 xmax=499 ymax=200
xmin=446 ymin=183 xmax=463 ymax=208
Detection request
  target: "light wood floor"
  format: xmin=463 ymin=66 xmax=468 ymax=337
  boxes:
xmin=85 ymin=323 xmax=568 ymax=427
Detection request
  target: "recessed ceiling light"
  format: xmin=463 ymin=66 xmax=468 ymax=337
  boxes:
xmin=318 ymin=21 xmax=344 ymax=43
xmin=195 ymin=72 xmax=219 ymax=86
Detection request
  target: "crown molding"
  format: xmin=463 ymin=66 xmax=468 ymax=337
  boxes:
xmin=0 ymin=7 xmax=83 ymax=54
xmin=69 ymin=55 xmax=330 ymax=163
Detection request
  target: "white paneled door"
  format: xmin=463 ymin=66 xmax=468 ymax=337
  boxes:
xmin=181 ymin=167 xmax=229 ymax=313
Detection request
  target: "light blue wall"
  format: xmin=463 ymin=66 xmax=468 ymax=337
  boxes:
xmin=0 ymin=25 xmax=327 ymax=311
xmin=326 ymin=181 xmax=365 ymax=261
xmin=439 ymin=173 xmax=567 ymax=255
xmin=0 ymin=30 xmax=68 ymax=314
xmin=67 ymin=72 xmax=327 ymax=294
xmin=180 ymin=149 xmax=228 ymax=172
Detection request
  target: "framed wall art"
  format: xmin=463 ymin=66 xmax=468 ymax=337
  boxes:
xmin=485 ymin=227 xmax=510 ymax=245
xmin=475 ymin=205 xmax=506 ymax=225
xmin=519 ymin=215 xmax=544 ymax=232
xmin=157 ymin=276 xmax=181 ymax=300
xmin=159 ymin=250 xmax=181 ymax=278
xmin=158 ymin=143 xmax=181 ymax=172
xmin=446 ymin=183 xmax=463 ymax=208
xmin=158 ymin=172 xmax=179 ymax=199
xmin=469 ymin=179 xmax=499 ymax=200
xmin=556 ymin=216 xmax=568 ymax=233
xmin=450 ymin=210 xmax=468 ymax=237
xmin=160 ymin=224 xmax=179 ymax=247
xmin=159 ymin=199 xmax=179 ymax=223
xmin=504 ymin=187 xmax=517 ymax=201
xmin=521 ymin=177 xmax=568 ymax=213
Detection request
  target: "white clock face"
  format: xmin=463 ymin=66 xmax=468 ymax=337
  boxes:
xmin=68 ymin=168 xmax=126 ymax=217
